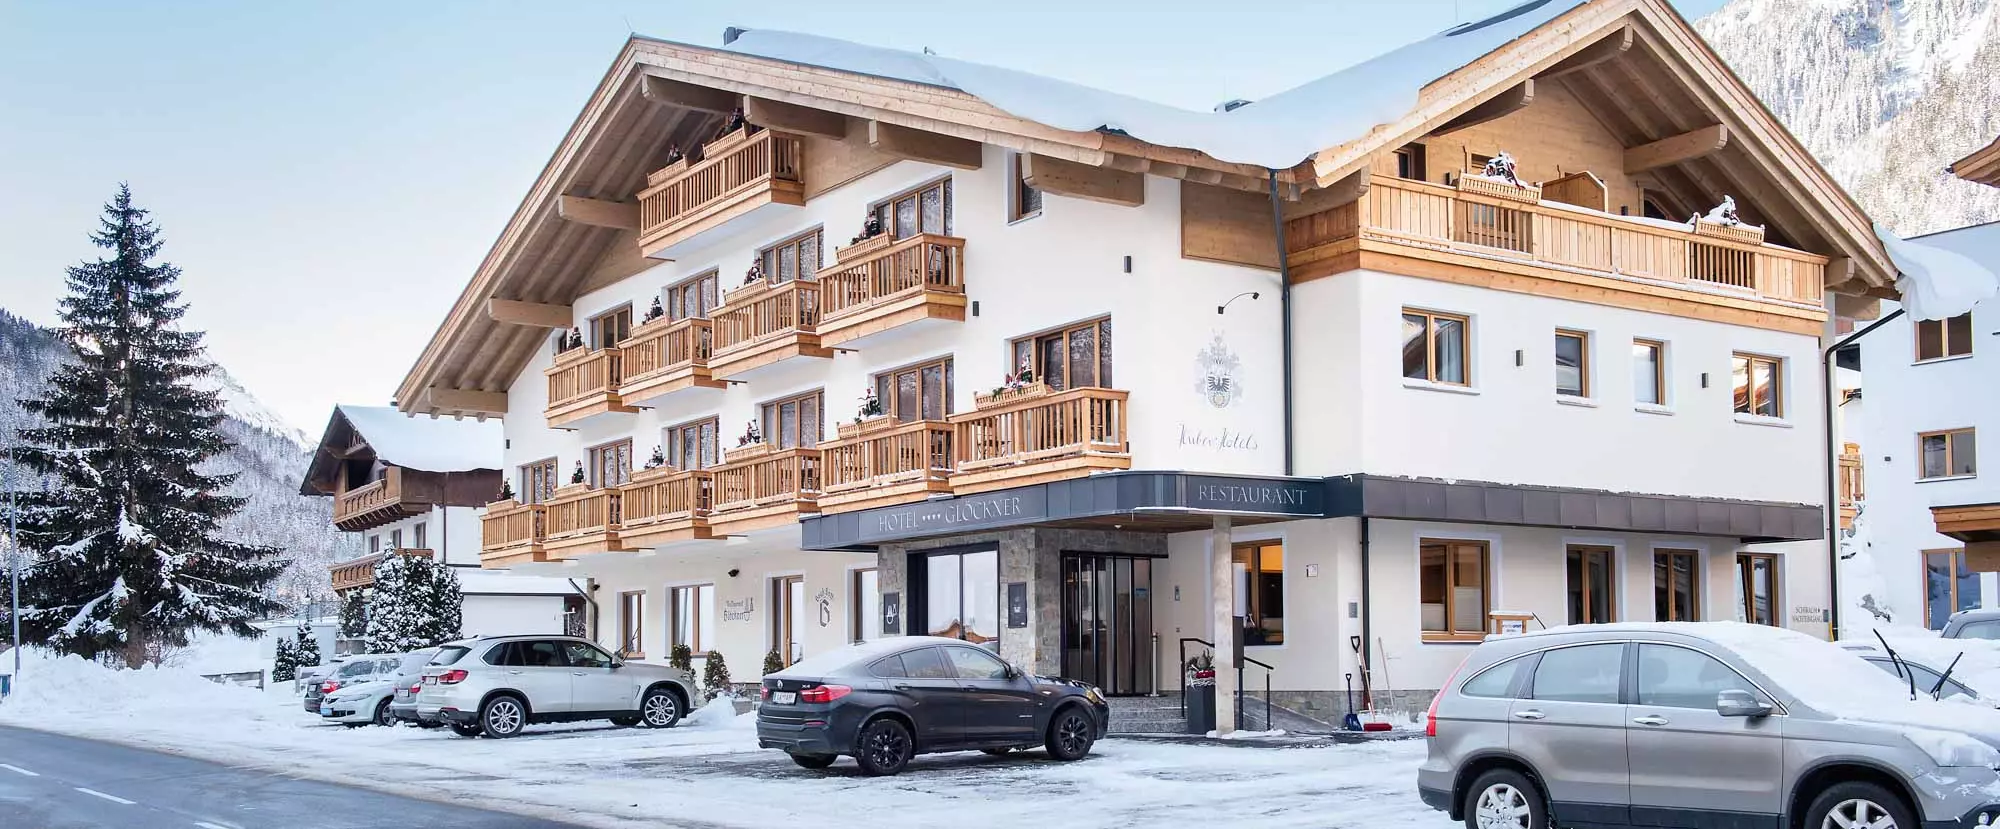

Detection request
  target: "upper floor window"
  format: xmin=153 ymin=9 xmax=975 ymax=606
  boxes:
xmin=1394 ymin=143 xmax=1427 ymax=182
xmin=390 ymin=528 xmax=403 ymax=549
xmin=520 ymin=457 xmax=558 ymax=504
xmin=1919 ymin=428 xmax=1976 ymax=479
xmin=666 ymin=270 xmax=719 ymax=321
xmin=1011 ymin=317 xmax=1112 ymax=392
xmin=369 ymin=534 xmax=381 ymax=553
xmin=875 ymin=178 xmax=952 ymax=240
xmin=588 ymin=438 xmax=633 ymax=488
xmin=1008 ymin=154 xmax=1042 ymax=222
xmin=1731 ymin=353 xmax=1782 ymax=418
xmin=1633 ymin=339 xmax=1664 ymax=405
xmin=590 ymin=304 xmax=632 ymax=350
xmin=665 ymin=416 xmax=719 ymax=471
xmin=759 ymin=229 xmax=822 ymax=284
xmin=1916 ymin=313 xmax=1973 ymax=362
xmin=762 ymin=390 xmax=824 ymax=449
xmin=874 ymin=357 xmax=954 ymax=422
xmin=1555 ymin=329 xmax=1589 ymax=397
xmin=411 ymin=522 xmax=427 ymax=550
xmin=1403 ymin=309 xmax=1468 ymax=386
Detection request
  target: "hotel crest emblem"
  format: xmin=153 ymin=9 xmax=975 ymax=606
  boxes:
xmin=1194 ymin=333 xmax=1242 ymax=409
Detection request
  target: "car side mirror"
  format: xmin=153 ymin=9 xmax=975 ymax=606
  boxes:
xmin=610 ymin=660 xmax=624 ymax=670
xmin=1716 ymin=689 xmax=1772 ymax=718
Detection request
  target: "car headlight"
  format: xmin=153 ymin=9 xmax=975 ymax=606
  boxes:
xmin=1085 ymin=686 xmax=1106 ymax=704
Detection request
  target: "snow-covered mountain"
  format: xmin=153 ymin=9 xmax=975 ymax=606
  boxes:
xmin=1698 ymin=0 xmax=2000 ymax=235
xmin=0 ymin=308 xmax=342 ymax=613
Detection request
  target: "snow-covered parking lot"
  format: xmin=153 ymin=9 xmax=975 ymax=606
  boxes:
xmin=0 ymin=653 xmax=1449 ymax=829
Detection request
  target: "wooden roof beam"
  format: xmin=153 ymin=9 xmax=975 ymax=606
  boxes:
xmin=555 ymin=195 xmax=639 ymax=231
xmin=744 ymin=97 xmax=847 ymax=140
xmin=1536 ymin=24 xmax=1634 ymax=80
xmin=1022 ymin=154 xmax=1144 ymax=207
xmin=486 ymin=298 xmax=573 ymax=329
xmin=424 ymin=387 xmax=508 ymax=417
xmin=1624 ymin=125 xmax=1730 ymax=174
xmin=1431 ymin=80 xmax=1535 ymax=136
xmin=1951 ymin=135 xmax=2000 ymax=187
xmin=866 ymin=121 xmax=983 ymax=170
xmin=640 ymin=76 xmax=737 ymax=114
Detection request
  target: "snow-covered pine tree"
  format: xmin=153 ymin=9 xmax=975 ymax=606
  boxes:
xmin=272 ymin=634 xmax=297 ymax=683
xmin=762 ymin=648 xmax=784 ymax=676
xmin=9 ymin=185 xmax=287 ymax=667
xmin=668 ymin=642 xmax=693 ymax=673
xmin=293 ymin=620 xmax=320 ymax=668
xmin=364 ymin=552 xmax=462 ymax=652
xmin=703 ymin=649 xmax=734 ymax=698
xmin=339 ymin=589 xmax=368 ymax=639
xmin=413 ymin=554 xmax=462 ymax=645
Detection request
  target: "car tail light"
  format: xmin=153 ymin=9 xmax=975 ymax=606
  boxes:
xmin=320 ymin=681 xmax=339 ymax=694
xmin=409 ymin=683 xmax=422 ymax=694
xmin=799 ymin=684 xmax=852 ymax=704
xmin=760 ymin=686 xmax=771 ymax=700
xmin=437 ymin=669 xmax=469 ymax=685
xmin=1426 ymin=656 xmax=1471 ymax=738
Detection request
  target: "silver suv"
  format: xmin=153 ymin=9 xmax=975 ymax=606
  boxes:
xmin=415 ymin=635 xmax=700 ymax=738
xmin=1418 ymin=623 xmax=2000 ymax=829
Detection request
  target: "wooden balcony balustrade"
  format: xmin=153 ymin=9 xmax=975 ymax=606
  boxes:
xmin=545 ymin=347 xmax=636 ymax=429
xmin=334 ymin=466 xmax=409 ymax=531
xmin=637 ymin=129 xmax=806 ymax=257
xmin=618 ymin=466 xmax=714 ymax=547
xmin=707 ymin=446 xmax=821 ymax=534
xmin=1839 ymin=442 xmax=1864 ymax=530
xmin=708 ymin=279 xmax=832 ymax=378
xmin=617 ymin=316 xmax=724 ymax=405
xmin=542 ymin=484 xmax=624 ymax=558
xmin=816 ymin=234 xmax=968 ymax=347
xmin=480 ymin=501 xmax=547 ymax=567
xmin=329 ymin=548 xmax=434 ymax=594
xmin=817 ymin=420 xmax=955 ymax=512
xmin=948 ymin=387 xmax=1131 ymax=495
xmin=1287 ymin=175 xmax=1827 ymax=310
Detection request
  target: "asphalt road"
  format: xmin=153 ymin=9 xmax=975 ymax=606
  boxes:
xmin=0 ymin=725 xmax=579 ymax=829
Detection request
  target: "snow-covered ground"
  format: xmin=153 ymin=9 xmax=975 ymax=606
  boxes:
xmin=0 ymin=650 xmax=1446 ymax=829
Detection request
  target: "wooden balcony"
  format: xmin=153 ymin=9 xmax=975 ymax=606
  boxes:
xmin=333 ymin=467 xmax=430 ymax=531
xmin=948 ymin=386 xmax=1130 ymax=495
xmin=818 ymin=419 xmax=954 ymax=513
xmin=708 ymin=279 xmax=831 ymax=379
xmin=1838 ymin=442 xmax=1864 ymax=530
xmin=618 ymin=466 xmax=713 ymax=547
xmin=637 ymin=129 xmax=806 ymax=258
xmin=480 ymin=500 xmax=547 ymax=567
xmin=545 ymin=347 xmax=635 ymax=429
xmin=1287 ymin=175 xmax=1827 ymax=325
xmin=329 ymin=548 xmax=434 ymax=594
xmin=617 ymin=316 xmax=724 ymax=407
xmin=707 ymin=444 xmax=820 ymax=535
xmin=542 ymin=484 xmax=624 ymax=559
xmin=816 ymin=234 xmax=968 ymax=348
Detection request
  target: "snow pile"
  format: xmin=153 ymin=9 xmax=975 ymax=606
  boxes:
xmin=685 ymin=696 xmax=752 ymax=730
xmin=1837 ymin=506 xmax=1899 ymax=636
xmin=335 ymin=405 xmax=501 ymax=472
xmin=1878 ymin=223 xmax=1999 ymax=320
xmin=1208 ymin=728 xmax=1288 ymax=740
xmin=0 ymin=648 xmax=288 ymax=729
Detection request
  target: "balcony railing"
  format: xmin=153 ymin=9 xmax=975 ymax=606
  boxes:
xmin=329 ymin=548 xmax=434 ymax=593
xmin=543 ymin=484 xmax=623 ymax=557
xmin=708 ymin=446 xmax=821 ymax=533
xmin=617 ymin=317 xmax=722 ymax=405
xmin=545 ymin=347 xmax=634 ymax=428
xmin=1839 ymin=442 xmax=1864 ymax=529
xmin=637 ymin=129 xmax=806 ymax=257
xmin=816 ymin=234 xmax=968 ymax=346
xmin=948 ymin=387 xmax=1131 ymax=495
xmin=480 ymin=501 xmax=547 ymax=567
xmin=334 ymin=467 xmax=406 ymax=531
xmin=1290 ymin=175 xmax=1826 ymax=308
xmin=818 ymin=420 xmax=954 ymax=511
xmin=709 ymin=279 xmax=830 ymax=378
xmin=618 ymin=466 xmax=713 ymax=546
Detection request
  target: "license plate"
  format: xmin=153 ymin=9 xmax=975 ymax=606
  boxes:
xmin=320 ymin=705 xmax=332 ymax=715
xmin=423 ymin=676 xmax=436 ymax=685
xmin=771 ymin=691 xmax=796 ymax=705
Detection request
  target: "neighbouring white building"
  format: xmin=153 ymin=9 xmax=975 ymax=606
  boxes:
xmin=385 ymin=0 xmax=1932 ymax=728
xmin=301 ymin=405 xmax=578 ymax=649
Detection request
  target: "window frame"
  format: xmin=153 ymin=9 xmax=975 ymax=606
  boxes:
xmin=1007 ymin=153 xmax=1042 ymax=223
xmin=669 ymin=583 xmax=715 ymax=656
xmin=664 ymin=269 xmax=720 ymax=321
xmin=1566 ymin=545 xmax=1617 ymax=624
xmin=873 ymin=176 xmax=953 ymax=240
xmin=1009 ymin=316 xmax=1113 ymax=392
xmin=760 ymin=389 xmax=825 ymax=449
xmin=1633 ymin=338 xmax=1665 ymax=406
xmin=586 ymin=438 xmax=634 ymax=489
xmin=1735 ymin=552 xmax=1780 ymax=626
xmin=1231 ymin=541 xmax=1286 ymax=646
xmin=664 ymin=415 xmax=721 ymax=471
xmin=771 ymin=574 xmax=806 ymax=667
xmin=1420 ymin=538 xmax=1491 ymax=641
xmin=1915 ymin=313 xmax=1974 ymax=363
xmin=1918 ymin=428 xmax=1977 ymax=480
xmin=589 ymin=303 xmax=633 ymax=350
xmin=1402 ymin=309 xmax=1471 ymax=387
xmin=617 ymin=590 xmax=645 ymax=658
xmin=873 ymin=355 xmax=955 ymax=423
xmin=519 ymin=457 xmax=558 ymax=504
xmin=1393 ymin=143 xmax=1428 ymax=182
xmin=412 ymin=521 xmax=427 ymax=550
xmin=1731 ymin=353 xmax=1783 ymax=418
xmin=1555 ymin=329 xmax=1590 ymax=398
xmin=850 ymin=568 xmax=880 ymax=644
xmin=1653 ymin=549 xmax=1702 ymax=622
xmin=1925 ymin=549 xmax=1981 ymax=630
xmin=758 ymin=227 xmax=824 ymax=285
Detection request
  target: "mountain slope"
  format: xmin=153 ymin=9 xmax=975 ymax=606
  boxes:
xmin=1699 ymin=0 xmax=2000 ymax=235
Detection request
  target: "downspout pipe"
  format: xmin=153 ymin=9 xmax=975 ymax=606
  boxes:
xmin=1822 ymin=306 xmax=1904 ymax=638
xmin=1266 ymin=170 xmax=1295 ymax=476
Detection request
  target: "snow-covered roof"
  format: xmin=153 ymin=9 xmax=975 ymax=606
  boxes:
xmin=333 ymin=405 xmax=501 ymax=473
xmin=1890 ymin=220 xmax=2000 ymax=320
xmin=722 ymin=0 xmax=1589 ymax=170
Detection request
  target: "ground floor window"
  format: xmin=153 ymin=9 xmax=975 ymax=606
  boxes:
xmin=1566 ymin=546 xmax=1615 ymax=624
xmin=1926 ymin=549 xmax=1982 ymax=630
xmin=1231 ymin=542 xmax=1285 ymax=645
xmin=617 ymin=591 xmax=645 ymax=658
xmin=1735 ymin=553 xmax=1779 ymax=626
xmin=917 ymin=548 xmax=1000 ymax=646
xmin=1654 ymin=550 xmax=1700 ymax=622
xmin=772 ymin=575 xmax=805 ymax=667
xmin=851 ymin=569 xmax=880 ymax=644
xmin=1420 ymin=539 xmax=1489 ymax=639
xmin=670 ymin=584 xmax=714 ymax=655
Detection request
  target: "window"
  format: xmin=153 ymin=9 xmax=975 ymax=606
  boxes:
xmin=665 ymin=270 xmax=720 ymax=321
xmin=1916 ymin=313 xmax=1973 ymax=361
xmin=869 ymin=655 xmax=908 ymax=678
xmin=921 ymin=548 xmax=999 ymax=644
xmin=1641 ymin=190 xmax=1671 ymax=221
xmin=1926 ymin=549 xmax=1982 ymax=629
xmin=946 ymin=646 xmax=1011 ymax=680
xmin=1633 ymin=339 xmax=1664 ymax=405
xmin=590 ymin=304 xmax=633 ymax=349
xmin=1232 ymin=542 xmax=1285 ymax=645
xmin=874 ymin=178 xmax=952 ymax=239
xmin=1530 ymin=643 xmax=1623 ymax=704
xmin=1731 ymin=353 xmax=1782 ymax=418
xmin=1420 ymin=540 xmax=1489 ymax=638
xmin=1735 ymin=553 xmax=1780 ymax=626
xmin=1958 ymin=620 xmax=2000 ymax=640
xmin=563 ymin=641 xmax=615 ymax=669
xmin=1394 ymin=143 xmax=1427 ymax=182
xmin=412 ymin=522 xmax=427 ymax=550
xmin=520 ymin=458 xmax=558 ymax=504
xmin=1008 ymin=153 xmax=1042 ymax=221
xmin=1011 ymin=317 xmax=1112 ymax=392
xmin=1403 ymin=310 xmax=1469 ymax=386
xmin=1566 ymin=546 xmax=1615 ymax=624
xmin=1654 ymin=550 xmax=1701 ymax=622
xmin=617 ymin=591 xmax=645 ymax=657
xmin=389 ymin=529 xmax=403 ymax=549
xmin=898 ymin=647 xmax=953 ymax=679
xmin=368 ymin=535 xmax=381 ymax=553
xmin=1862 ymin=658 xmax=1978 ymax=700
xmin=1460 ymin=656 xmax=1529 ymax=698
xmin=587 ymin=439 xmax=633 ymax=488
xmin=772 ymin=575 xmax=806 ymax=667
xmin=665 ymin=417 xmax=720 ymax=471
xmin=874 ymin=357 xmax=954 ymax=423
xmin=852 ymin=569 xmax=881 ymax=644
xmin=1468 ymin=152 xmax=1493 ymax=172
xmin=760 ymin=390 xmax=824 ymax=449
xmin=759 ymin=229 xmax=822 ymax=284
xmin=1636 ymin=644 xmax=1755 ymax=709
xmin=1555 ymin=330 xmax=1589 ymax=397
xmin=670 ymin=584 xmax=716 ymax=654
xmin=1920 ymin=428 xmax=1977 ymax=479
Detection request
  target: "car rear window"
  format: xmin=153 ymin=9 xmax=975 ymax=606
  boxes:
xmin=1956 ymin=620 xmax=2000 ymax=640
xmin=1460 ymin=655 xmax=1529 ymax=698
xmin=398 ymin=651 xmax=434 ymax=673
xmin=431 ymin=646 xmax=472 ymax=666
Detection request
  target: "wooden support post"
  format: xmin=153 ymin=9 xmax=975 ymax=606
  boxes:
xmin=1022 ymin=154 xmax=1145 ymax=207
xmin=486 ymin=298 xmax=573 ymax=329
xmin=866 ymin=121 xmax=983 ymax=170
xmin=639 ymin=76 xmax=737 ymax=114
xmin=1431 ymin=80 xmax=1535 ymax=135
xmin=555 ymin=195 xmax=639 ymax=231
xmin=744 ymin=97 xmax=847 ymax=139
xmin=1624 ymin=124 xmax=1731 ymax=173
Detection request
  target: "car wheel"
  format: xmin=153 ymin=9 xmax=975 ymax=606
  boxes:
xmin=1044 ymin=708 xmax=1096 ymax=761
xmin=640 ymin=687 xmax=682 ymax=729
xmin=980 ymin=747 xmax=1014 ymax=756
xmin=448 ymin=722 xmax=482 ymax=737
xmin=1463 ymin=769 xmax=1546 ymax=829
xmin=788 ymin=752 xmax=838 ymax=770
xmin=610 ymin=715 xmax=642 ymax=727
xmin=1805 ymin=781 xmax=1916 ymax=829
xmin=854 ymin=718 xmax=913 ymax=777
xmin=373 ymin=699 xmax=395 ymax=727
xmin=480 ymin=696 xmax=527 ymax=739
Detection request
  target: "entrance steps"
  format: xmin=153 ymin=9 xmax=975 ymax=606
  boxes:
xmin=1106 ymin=693 xmax=1188 ymax=734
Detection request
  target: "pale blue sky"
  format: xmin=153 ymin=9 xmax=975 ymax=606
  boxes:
xmin=0 ymin=0 xmax=1728 ymax=431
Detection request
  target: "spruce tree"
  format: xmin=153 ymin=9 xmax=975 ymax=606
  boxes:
xmin=419 ymin=556 xmax=463 ymax=644
xmin=292 ymin=620 xmax=321 ymax=668
xmin=703 ymin=650 xmax=734 ymax=698
xmin=363 ymin=553 xmax=462 ymax=652
xmin=272 ymin=635 xmax=297 ymax=683
xmin=9 ymin=185 xmax=286 ymax=667
xmin=339 ymin=589 xmax=369 ymax=639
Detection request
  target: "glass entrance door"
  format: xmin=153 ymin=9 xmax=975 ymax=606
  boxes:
xmin=922 ymin=549 xmax=1000 ymax=647
xmin=1061 ymin=555 xmax=1154 ymax=696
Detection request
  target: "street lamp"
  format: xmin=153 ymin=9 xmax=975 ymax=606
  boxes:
xmin=4 ymin=447 xmax=19 ymax=694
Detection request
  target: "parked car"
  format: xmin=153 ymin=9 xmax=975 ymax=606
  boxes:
xmin=1944 ymin=608 xmax=2000 ymax=640
xmin=1839 ymin=642 xmax=1982 ymax=701
xmin=303 ymin=653 xmax=401 ymax=714
xmin=415 ymin=635 xmax=699 ymax=738
xmin=294 ymin=655 xmax=352 ymax=693
xmin=755 ymin=636 xmax=1109 ymax=776
xmin=320 ymin=648 xmax=438 ymax=727
xmin=1418 ymin=623 xmax=2000 ymax=829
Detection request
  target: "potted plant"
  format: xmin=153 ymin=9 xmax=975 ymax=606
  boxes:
xmin=668 ymin=642 xmax=693 ymax=674
xmin=1184 ymin=650 xmax=1219 ymax=734
xmin=728 ymin=421 xmax=771 ymax=461
xmin=644 ymin=445 xmax=666 ymax=470
xmin=838 ymin=210 xmax=892 ymax=261
xmin=839 ymin=388 xmax=887 ymax=438
xmin=974 ymin=359 xmax=1046 ymax=407
xmin=703 ymin=649 xmax=734 ymax=700
xmin=490 ymin=479 xmax=516 ymax=508
xmin=1185 ymin=651 xmax=1217 ymax=686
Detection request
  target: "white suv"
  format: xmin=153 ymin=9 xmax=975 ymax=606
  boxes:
xmin=416 ymin=635 xmax=701 ymax=738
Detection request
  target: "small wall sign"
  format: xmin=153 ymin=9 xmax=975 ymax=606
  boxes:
xmin=814 ymin=587 xmax=835 ymax=627
xmin=882 ymin=592 xmax=901 ymax=635
xmin=723 ymin=597 xmax=756 ymax=622
xmin=1006 ymin=582 xmax=1028 ymax=629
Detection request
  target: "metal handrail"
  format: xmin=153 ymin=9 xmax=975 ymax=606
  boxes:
xmin=1176 ymin=636 xmax=1273 ymax=731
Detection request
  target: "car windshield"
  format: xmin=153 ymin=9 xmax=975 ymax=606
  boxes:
xmin=337 ymin=660 xmax=375 ymax=677
xmin=430 ymin=646 xmax=472 ymax=666
xmin=1862 ymin=657 xmax=1978 ymax=699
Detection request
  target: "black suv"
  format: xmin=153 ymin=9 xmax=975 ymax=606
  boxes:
xmin=756 ymin=636 xmax=1109 ymax=775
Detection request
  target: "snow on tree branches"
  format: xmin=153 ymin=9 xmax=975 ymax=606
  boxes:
xmin=293 ymin=620 xmax=321 ymax=668
xmin=363 ymin=552 xmax=462 ymax=653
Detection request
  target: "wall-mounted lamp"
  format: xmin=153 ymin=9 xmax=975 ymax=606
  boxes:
xmin=1514 ymin=349 xmax=1524 ymax=367
xmin=1700 ymin=372 xmax=1710 ymax=388
xmin=1218 ymin=291 xmax=1261 ymax=315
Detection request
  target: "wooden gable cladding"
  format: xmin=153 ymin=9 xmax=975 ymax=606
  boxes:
xmin=1954 ymin=135 xmax=2000 ymax=188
